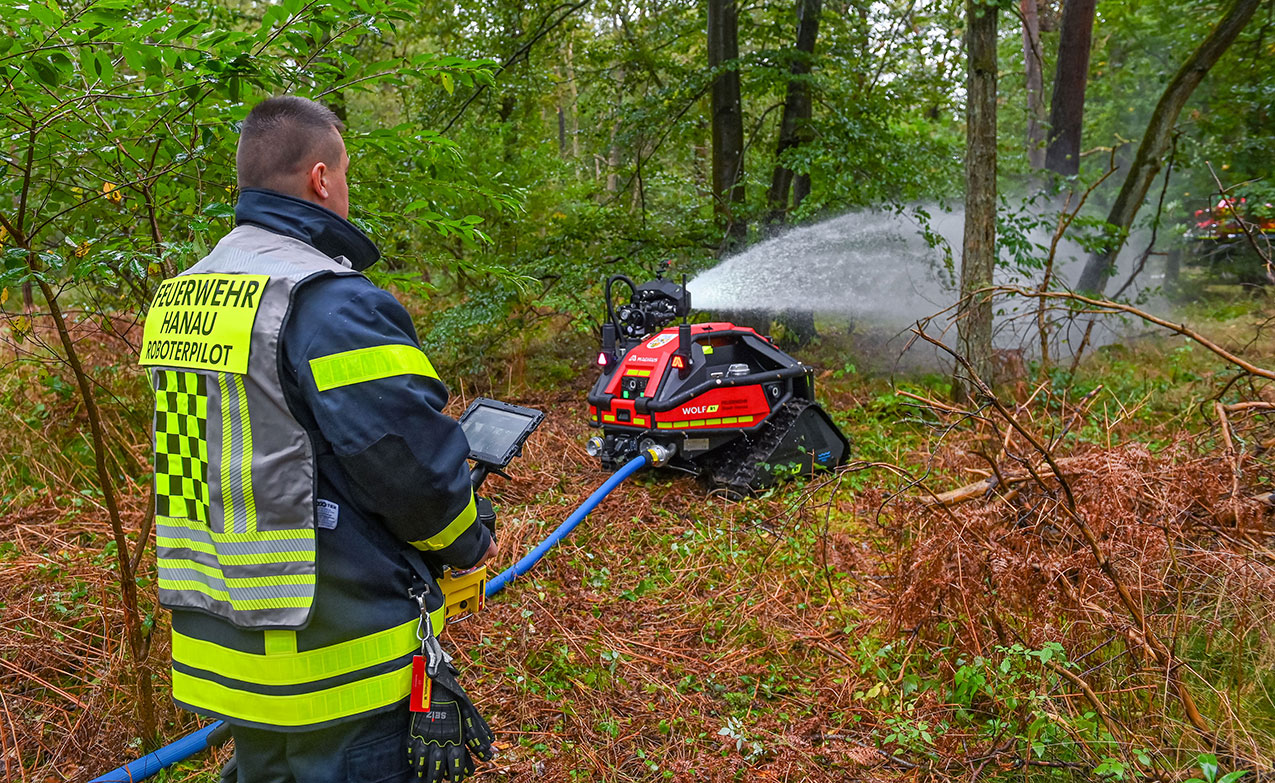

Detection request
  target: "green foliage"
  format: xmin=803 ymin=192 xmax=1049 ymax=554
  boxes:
xmin=717 ymin=716 xmax=767 ymax=762
xmin=0 ymin=0 xmax=501 ymax=313
xmin=1185 ymin=753 xmax=1249 ymax=783
xmin=947 ymin=642 xmax=1133 ymax=771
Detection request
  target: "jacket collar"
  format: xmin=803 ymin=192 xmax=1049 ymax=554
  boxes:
xmin=234 ymin=188 xmax=381 ymax=272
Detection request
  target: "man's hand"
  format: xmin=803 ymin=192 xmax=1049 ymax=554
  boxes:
xmin=476 ymin=537 xmax=497 ymax=566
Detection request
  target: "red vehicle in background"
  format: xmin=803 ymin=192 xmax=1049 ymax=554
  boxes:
xmin=1183 ymin=196 xmax=1275 ymax=286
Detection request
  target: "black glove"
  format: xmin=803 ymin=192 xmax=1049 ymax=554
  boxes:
xmin=408 ymin=666 xmax=495 ymax=782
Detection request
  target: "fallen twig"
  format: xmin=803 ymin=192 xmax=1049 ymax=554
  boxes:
xmin=920 ymin=456 xmax=1088 ymax=506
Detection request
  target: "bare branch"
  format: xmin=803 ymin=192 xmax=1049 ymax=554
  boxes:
xmin=988 ymin=286 xmax=1275 ymax=381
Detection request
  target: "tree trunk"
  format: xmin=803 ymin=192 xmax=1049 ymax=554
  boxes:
xmin=565 ymin=38 xmax=580 ymax=162
xmin=708 ymin=0 xmax=746 ymax=252
xmin=1165 ymin=248 xmax=1181 ymax=294
xmin=606 ymin=117 xmax=623 ymax=192
xmin=766 ymin=0 xmax=822 ymax=228
xmin=794 ymin=172 xmax=811 ymax=209
xmin=1021 ymin=0 xmax=1046 ymax=170
xmin=558 ymin=106 xmax=567 ymax=155
xmin=955 ymin=0 xmax=998 ymax=402
xmin=3 ymin=136 xmax=158 ymax=743
xmin=36 ymin=273 xmax=157 ymax=743
xmin=1076 ymin=0 xmax=1260 ymax=293
xmin=1044 ymin=0 xmax=1096 ymax=176
xmin=606 ymin=68 xmax=625 ymax=193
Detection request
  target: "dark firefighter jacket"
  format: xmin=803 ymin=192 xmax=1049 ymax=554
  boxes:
xmin=158 ymin=188 xmax=491 ymax=731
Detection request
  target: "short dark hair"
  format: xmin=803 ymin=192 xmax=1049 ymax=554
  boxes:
xmin=236 ymin=96 xmax=345 ymax=192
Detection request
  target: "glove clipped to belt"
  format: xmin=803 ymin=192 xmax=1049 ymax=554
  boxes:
xmin=408 ymin=632 xmax=495 ymax=782
xmin=408 ymin=668 xmax=495 ymax=782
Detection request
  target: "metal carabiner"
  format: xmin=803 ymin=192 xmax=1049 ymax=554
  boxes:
xmin=412 ymin=588 xmax=433 ymax=643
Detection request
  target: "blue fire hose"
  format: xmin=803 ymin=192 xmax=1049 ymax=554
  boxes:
xmin=89 ymin=452 xmax=653 ymax=783
xmin=88 ymin=722 xmax=227 ymax=782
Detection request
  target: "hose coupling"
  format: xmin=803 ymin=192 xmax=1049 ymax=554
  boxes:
xmin=640 ymin=440 xmax=675 ymax=467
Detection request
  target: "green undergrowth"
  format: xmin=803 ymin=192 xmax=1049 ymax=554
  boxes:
xmin=4 ymin=291 xmax=1272 ymax=780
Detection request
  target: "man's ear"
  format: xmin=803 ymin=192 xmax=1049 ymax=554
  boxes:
xmin=308 ymin=161 xmax=330 ymax=200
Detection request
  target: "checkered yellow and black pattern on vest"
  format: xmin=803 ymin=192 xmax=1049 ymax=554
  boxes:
xmin=153 ymin=370 xmax=210 ymax=524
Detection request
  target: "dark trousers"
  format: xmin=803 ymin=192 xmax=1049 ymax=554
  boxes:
xmin=226 ymin=708 xmax=410 ymax=783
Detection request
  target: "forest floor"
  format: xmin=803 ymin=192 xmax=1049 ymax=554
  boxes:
xmin=0 ymin=287 xmax=1273 ymax=782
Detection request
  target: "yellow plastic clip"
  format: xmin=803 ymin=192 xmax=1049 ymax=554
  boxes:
xmin=438 ymin=565 xmax=488 ymax=623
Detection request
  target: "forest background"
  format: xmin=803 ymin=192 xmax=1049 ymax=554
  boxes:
xmin=1 ymin=0 xmax=1274 ymax=779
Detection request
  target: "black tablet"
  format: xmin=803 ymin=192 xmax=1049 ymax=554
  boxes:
xmin=458 ymin=398 xmax=545 ymax=469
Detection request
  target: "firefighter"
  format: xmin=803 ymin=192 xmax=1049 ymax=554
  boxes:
xmin=139 ymin=96 xmax=496 ymax=782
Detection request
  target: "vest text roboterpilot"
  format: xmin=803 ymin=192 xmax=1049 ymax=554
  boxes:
xmin=141 ymin=273 xmax=269 ymax=375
